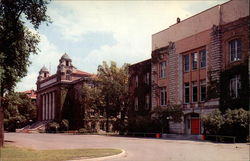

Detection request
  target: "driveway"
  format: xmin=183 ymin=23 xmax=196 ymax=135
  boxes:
xmin=4 ymin=133 xmax=249 ymax=161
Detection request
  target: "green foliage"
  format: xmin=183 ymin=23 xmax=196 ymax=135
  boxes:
xmin=128 ymin=116 xmax=161 ymax=133
xmin=0 ymin=0 xmax=51 ymax=94
xmin=202 ymin=108 xmax=249 ymax=142
xmin=2 ymin=92 xmax=37 ymax=132
xmin=97 ymin=61 xmax=129 ymax=132
xmin=219 ymin=63 xmax=249 ymax=111
xmin=202 ymin=109 xmax=224 ymax=134
xmin=2 ymin=145 xmax=122 ymax=161
xmin=46 ymin=121 xmax=60 ymax=133
xmin=152 ymin=104 xmax=183 ymax=123
xmin=151 ymin=104 xmax=183 ymax=133
xmin=59 ymin=119 xmax=69 ymax=131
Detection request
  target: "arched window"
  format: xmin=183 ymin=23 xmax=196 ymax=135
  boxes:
xmin=66 ymin=70 xmax=71 ymax=80
xmin=66 ymin=61 xmax=69 ymax=66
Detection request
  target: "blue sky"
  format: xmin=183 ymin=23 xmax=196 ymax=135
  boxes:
xmin=15 ymin=0 xmax=228 ymax=91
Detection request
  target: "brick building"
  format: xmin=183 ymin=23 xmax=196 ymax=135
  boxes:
xmin=129 ymin=0 xmax=249 ymax=135
xmin=128 ymin=59 xmax=151 ymax=122
xmin=22 ymin=89 xmax=37 ymax=103
xmin=36 ymin=53 xmax=107 ymax=131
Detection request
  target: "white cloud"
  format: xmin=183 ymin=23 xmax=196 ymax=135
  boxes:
xmin=15 ymin=31 xmax=62 ymax=91
xmin=48 ymin=1 xmax=194 ymax=72
xmin=16 ymin=0 xmax=228 ymax=91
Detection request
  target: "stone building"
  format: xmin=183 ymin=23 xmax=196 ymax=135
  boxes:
xmin=129 ymin=0 xmax=249 ymax=135
xmin=36 ymin=53 xmax=107 ymax=131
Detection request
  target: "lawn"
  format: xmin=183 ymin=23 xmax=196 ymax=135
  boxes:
xmin=0 ymin=144 xmax=122 ymax=161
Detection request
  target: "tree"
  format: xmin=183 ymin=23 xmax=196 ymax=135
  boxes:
xmin=202 ymin=108 xmax=249 ymax=142
xmin=2 ymin=92 xmax=37 ymax=132
xmin=0 ymin=0 xmax=51 ymax=146
xmin=151 ymin=104 xmax=183 ymax=133
xmin=97 ymin=61 xmax=129 ymax=132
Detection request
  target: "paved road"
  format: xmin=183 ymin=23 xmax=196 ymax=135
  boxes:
xmin=4 ymin=133 xmax=249 ymax=161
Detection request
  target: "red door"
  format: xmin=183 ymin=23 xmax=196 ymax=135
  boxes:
xmin=191 ymin=119 xmax=200 ymax=134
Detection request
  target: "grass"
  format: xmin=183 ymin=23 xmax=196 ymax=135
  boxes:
xmin=0 ymin=144 xmax=122 ymax=161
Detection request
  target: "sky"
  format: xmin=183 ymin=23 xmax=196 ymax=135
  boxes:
xmin=15 ymin=0 xmax=229 ymax=92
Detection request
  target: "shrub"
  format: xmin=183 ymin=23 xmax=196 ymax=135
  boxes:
xmin=46 ymin=122 xmax=60 ymax=133
xmin=60 ymin=119 xmax=69 ymax=131
xmin=202 ymin=108 xmax=249 ymax=142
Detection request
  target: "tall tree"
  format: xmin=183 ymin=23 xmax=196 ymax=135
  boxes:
xmin=0 ymin=0 xmax=51 ymax=147
xmin=97 ymin=61 xmax=129 ymax=132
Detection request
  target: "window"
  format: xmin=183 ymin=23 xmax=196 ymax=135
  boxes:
xmin=146 ymin=72 xmax=150 ymax=85
xmin=160 ymin=61 xmax=166 ymax=78
xmin=200 ymin=80 xmax=206 ymax=102
xmin=184 ymin=83 xmax=190 ymax=103
xmin=229 ymin=39 xmax=241 ymax=62
xmin=44 ymin=73 xmax=47 ymax=77
xmin=66 ymin=70 xmax=71 ymax=80
xmin=230 ymin=75 xmax=241 ymax=98
xmin=160 ymin=87 xmax=167 ymax=106
xmin=184 ymin=55 xmax=189 ymax=72
xmin=134 ymin=97 xmax=138 ymax=111
xmin=192 ymin=53 xmax=198 ymax=70
xmin=200 ymin=49 xmax=206 ymax=68
xmin=192 ymin=82 xmax=198 ymax=103
xmin=135 ymin=75 xmax=138 ymax=87
xmin=145 ymin=94 xmax=150 ymax=109
xmin=66 ymin=61 xmax=69 ymax=66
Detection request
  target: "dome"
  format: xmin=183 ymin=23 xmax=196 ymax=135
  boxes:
xmin=61 ymin=53 xmax=71 ymax=60
xmin=40 ymin=66 xmax=49 ymax=72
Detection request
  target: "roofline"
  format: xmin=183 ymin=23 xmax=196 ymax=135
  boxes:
xmin=152 ymin=0 xmax=231 ymax=36
xmin=129 ymin=58 xmax=151 ymax=67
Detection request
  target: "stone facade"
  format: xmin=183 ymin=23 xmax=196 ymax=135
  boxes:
xmin=36 ymin=53 xmax=108 ymax=131
xmin=128 ymin=0 xmax=249 ymax=135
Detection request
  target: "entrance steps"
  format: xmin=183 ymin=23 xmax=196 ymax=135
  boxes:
xmin=16 ymin=120 xmax=51 ymax=133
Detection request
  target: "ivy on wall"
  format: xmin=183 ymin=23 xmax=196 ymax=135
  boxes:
xmin=219 ymin=62 xmax=249 ymax=112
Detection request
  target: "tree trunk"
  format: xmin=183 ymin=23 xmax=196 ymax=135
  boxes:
xmin=106 ymin=115 xmax=109 ymax=132
xmin=0 ymin=90 xmax=4 ymax=147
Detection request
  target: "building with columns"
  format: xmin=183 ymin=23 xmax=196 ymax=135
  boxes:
xmin=128 ymin=0 xmax=249 ymax=135
xmin=36 ymin=53 xmax=108 ymax=131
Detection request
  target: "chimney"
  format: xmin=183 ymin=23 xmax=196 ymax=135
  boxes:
xmin=177 ymin=17 xmax=181 ymax=23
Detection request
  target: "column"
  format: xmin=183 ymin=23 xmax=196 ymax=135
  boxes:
xmin=52 ymin=92 xmax=55 ymax=119
xmin=46 ymin=93 xmax=49 ymax=120
xmin=48 ymin=93 xmax=51 ymax=120
xmin=50 ymin=92 xmax=52 ymax=120
xmin=42 ymin=94 xmax=45 ymax=120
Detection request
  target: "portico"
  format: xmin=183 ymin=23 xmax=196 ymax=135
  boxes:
xmin=41 ymin=91 xmax=55 ymax=120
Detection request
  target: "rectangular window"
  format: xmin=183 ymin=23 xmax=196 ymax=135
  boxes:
xmin=192 ymin=82 xmax=198 ymax=102
xmin=192 ymin=53 xmax=198 ymax=70
xmin=200 ymin=49 xmax=206 ymax=68
xmin=184 ymin=83 xmax=190 ymax=103
xmin=200 ymin=80 xmax=206 ymax=102
xmin=145 ymin=94 xmax=150 ymax=109
xmin=230 ymin=75 xmax=241 ymax=98
xmin=134 ymin=97 xmax=138 ymax=111
xmin=135 ymin=75 xmax=138 ymax=87
xmin=184 ymin=55 xmax=189 ymax=72
xmin=160 ymin=87 xmax=167 ymax=106
xmin=160 ymin=61 xmax=166 ymax=78
xmin=230 ymin=39 xmax=241 ymax=62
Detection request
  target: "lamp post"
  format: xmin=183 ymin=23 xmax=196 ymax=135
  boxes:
xmin=166 ymin=116 xmax=172 ymax=133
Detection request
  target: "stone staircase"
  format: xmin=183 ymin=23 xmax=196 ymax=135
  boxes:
xmin=16 ymin=120 xmax=52 ymax=133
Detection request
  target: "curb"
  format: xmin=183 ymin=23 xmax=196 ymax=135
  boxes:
xmin=68 ymin=149 xmax=127 ymax=161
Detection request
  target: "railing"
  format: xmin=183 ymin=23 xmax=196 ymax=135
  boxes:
xmin=205 ymin=135 xmax=236 ymax=143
